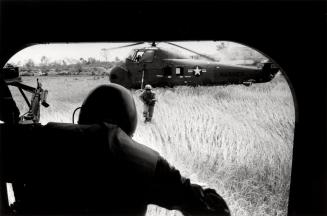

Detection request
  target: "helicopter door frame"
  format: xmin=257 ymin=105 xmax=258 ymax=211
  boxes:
xmin=139 ymin=50 xmax=156 ymax=88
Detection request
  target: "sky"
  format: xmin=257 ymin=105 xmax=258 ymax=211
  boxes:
xmin=7 ymin=41 xmax=245 ymax=65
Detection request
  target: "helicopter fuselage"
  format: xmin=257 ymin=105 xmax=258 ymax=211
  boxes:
xmin=109 ymin=46 xmax=278 ymax=89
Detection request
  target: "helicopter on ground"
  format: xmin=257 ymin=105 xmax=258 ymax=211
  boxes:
xmin=107 ymin=42 xmax=280 ymax=89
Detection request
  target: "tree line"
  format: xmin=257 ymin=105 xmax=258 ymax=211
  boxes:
xmin=9 ymin=57 xmax=123 ymax=76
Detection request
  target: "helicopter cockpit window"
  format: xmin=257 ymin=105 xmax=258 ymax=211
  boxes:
xmin=3 ymin=41 xmax=295 ymax=216
xmin=127 ymin=50 xmax=136 ymax=61
xmin=134 ymin=50 xmax=145 ymax=62
xmin=141 ymin=50 xmax=155 ymax=63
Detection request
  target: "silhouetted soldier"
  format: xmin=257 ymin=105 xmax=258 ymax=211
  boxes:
xmin=1 ymin=80 xmax=231 ymax=216
xmin=139 ymin=84 xmax=157 ymax=122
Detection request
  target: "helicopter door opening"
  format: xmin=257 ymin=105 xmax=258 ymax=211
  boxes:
xmin=163 ymin=66 xmax=172 ymax=78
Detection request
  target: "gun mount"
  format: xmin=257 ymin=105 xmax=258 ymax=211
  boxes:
xmin=7 ymin=79 xmax=49 ymax=124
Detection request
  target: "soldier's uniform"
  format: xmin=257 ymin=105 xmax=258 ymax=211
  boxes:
xmin=139 ymin=84 xmax=156 ymax=122
xmin=0 ymin=82 xmax=231 ymax=216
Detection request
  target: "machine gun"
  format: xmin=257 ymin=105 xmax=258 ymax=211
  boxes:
xmin=7 ymin=78 xmax=49 ymax=124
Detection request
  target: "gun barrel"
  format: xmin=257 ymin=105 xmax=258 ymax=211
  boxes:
xmin=41 ymin=90 xmax=49 ymax=107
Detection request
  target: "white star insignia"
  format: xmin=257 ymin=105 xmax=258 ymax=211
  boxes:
xmin=188 ymin=66 xmax=206 ymax=76
xmin=193 ymin=66 xmax=202 ymax=76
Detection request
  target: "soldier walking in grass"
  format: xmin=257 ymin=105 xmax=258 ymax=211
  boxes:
xmin=139 ymin=84 xmax=157 ymax=122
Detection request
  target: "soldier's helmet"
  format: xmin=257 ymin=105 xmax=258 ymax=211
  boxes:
xmin=145 ymin=84 xmax=152 ymax=90
xmin=78 ymin=83 xmax=137 ymax=136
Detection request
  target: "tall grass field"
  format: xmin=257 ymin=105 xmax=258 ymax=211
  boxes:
xmin=9 ymin=73 xmax=295 ymax=216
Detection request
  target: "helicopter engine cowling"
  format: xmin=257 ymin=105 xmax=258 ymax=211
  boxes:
xmin=109 ymin=66 xmax=132 ymax=89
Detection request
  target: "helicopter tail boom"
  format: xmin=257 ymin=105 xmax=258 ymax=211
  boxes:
xmin=261 ymin=62 xmax=279 ymax=81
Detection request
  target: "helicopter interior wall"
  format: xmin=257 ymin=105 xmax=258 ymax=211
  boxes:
xmin=0 ymin=40 xmax=296 ymax=215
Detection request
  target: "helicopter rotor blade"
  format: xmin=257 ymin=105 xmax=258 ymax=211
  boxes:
xmin=165 ymin=42 xmax=217 ymax=61
xmin=101 ymin=42 xmax=145 ymax=51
